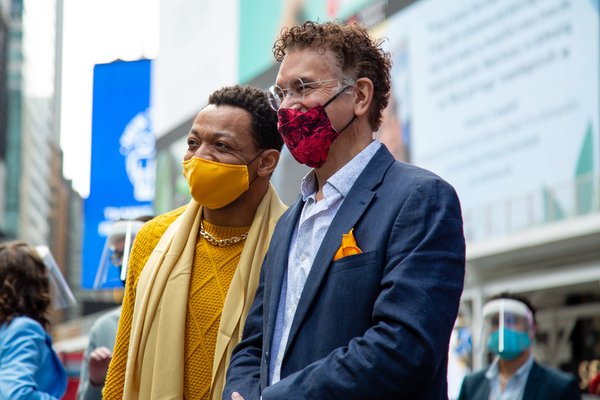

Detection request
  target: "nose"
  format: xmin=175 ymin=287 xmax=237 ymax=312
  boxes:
xmin=192 ymin=143 xmax=217 ymax=162
xmin=280 ymin=94 xmax=302 ymax=110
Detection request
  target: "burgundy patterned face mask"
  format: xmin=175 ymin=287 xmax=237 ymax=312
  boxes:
xmin=277 ymin=86 xmax=356 ymax=168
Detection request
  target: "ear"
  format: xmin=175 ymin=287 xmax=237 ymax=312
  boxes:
xmin=256 ymin=149 xmax=280 ymax=177
xmin=353 ymin=77 xmax=374 ymax=118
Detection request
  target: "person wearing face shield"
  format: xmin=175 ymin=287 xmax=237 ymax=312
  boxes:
xmin=103 ymin=85 xmax=286 ymax=400
xmin=458 ymin=292 xmax=580 ymax=400
xmin=0 ymin=241 xmax=77 ymax=399
xmin=77 ymin=216 xmax=152 ymax=400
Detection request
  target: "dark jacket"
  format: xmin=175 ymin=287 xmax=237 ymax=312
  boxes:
xmin=458 ymin=361 xmax=581 ymax=400
xmin=224 ymin=145 xmax=466 ymax=400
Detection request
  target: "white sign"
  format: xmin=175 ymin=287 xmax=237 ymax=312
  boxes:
xmin=382 ymin=0 xmax=599 ymax=239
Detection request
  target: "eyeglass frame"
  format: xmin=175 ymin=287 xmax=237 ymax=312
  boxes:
xmin=110 ymin=250 xmax=124 ymax=267
xmin=488 ymin=314 xmax=529 ymax=331
xmin=267 ymin=77 xmax=349 ymax=111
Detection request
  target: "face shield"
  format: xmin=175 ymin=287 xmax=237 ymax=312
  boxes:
xmin=34 ymin=246 xmax=77 ymax=309
xmin=94 ymin=220 xmax=145 ymax=289
xmin=480 ymin=298 xmax=535 ymax=360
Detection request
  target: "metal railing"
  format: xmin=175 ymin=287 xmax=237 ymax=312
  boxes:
xmin=463 ymin=173 xmax=600 ymax=243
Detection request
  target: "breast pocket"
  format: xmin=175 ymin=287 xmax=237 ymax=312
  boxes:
xmin=317 ymin=250 xmax=381 ymax=339
xmin=328 ymin=250 xmax=378 ymax=275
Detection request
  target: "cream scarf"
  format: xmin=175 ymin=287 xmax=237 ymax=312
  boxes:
xmin=123 ymin=184 xmax=286 ymax=400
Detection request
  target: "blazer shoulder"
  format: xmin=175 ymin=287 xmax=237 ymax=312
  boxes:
xmin=535 ymin=362 xmax=579 ymax=388
xmin=388 ymin=159 xmax=454 ymax=187
xmin=382 ymin=161 xmax=462 ymax=212
xmin=2 ymin=316 xmax=46 ymax=338
xmin=462 ymin=368 xmax=488 ymax=386
xmin=0 ymin=316 xmax=47 ymax=354
xmin=459 ymin=369 xmax=489 ymax=399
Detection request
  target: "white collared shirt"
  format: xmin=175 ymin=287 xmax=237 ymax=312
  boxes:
xmin=268 ymin=140 xmax=381 ymax=385
xmin=485 ymin=354 xmax=534 ymax=400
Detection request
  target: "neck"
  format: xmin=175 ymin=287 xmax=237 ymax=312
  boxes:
xmin=203 ymin=178 xmax=269 ymax=227
xmin=314 ymin=121 xmax=373 ymax=201
xmin=498 ymin=348 xmax=531 ymax=379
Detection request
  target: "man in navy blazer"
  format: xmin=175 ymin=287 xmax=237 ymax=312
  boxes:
xmin=458 ymin=361 xmax=581 ymax=400
xmin=224 ymin=21 xmax=466 ymax=400
xmin=458 ymin=293 xmax=580 ymax=400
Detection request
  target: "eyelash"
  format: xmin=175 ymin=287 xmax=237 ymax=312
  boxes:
xmin=187 ymin=138 xmax=232 ymax=151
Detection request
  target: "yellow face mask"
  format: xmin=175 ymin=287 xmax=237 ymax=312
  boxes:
xmin=182 ymin=155 xmax=260 ymax=209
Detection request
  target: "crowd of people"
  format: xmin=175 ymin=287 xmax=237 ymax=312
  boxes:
xmin=0 ymin=20 xmax=584 ymax=400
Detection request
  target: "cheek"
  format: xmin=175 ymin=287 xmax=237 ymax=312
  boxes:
xmin=215 ymin=153 xmax=245 ymax=166
xmin=324 ymin=103 xmax=348 ymax=125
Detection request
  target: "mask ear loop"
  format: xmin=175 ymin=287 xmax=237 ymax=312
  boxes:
xmin=322 ymin=85 xmax=357 ymax=134
xmin=246 ymin=150 xmax=265 ymax=187
xmin=322 ymin=85 xmax=354 ymax=108
xmin=336 ymin=115 xmax=357 ymax=134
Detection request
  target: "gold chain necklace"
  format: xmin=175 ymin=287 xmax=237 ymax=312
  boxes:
xmin=199 ymin=220 xmax=249 ymax=247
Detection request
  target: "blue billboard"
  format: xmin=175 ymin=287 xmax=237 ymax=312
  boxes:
xmin=82 ymin=59 xmax=154 ymax=289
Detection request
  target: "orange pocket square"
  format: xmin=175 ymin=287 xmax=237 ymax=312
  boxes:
xmin=333 ymin=228 xmax=362 ymax=261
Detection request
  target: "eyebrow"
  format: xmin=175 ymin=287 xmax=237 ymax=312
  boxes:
xmin=189 ymin=128 xmax=239 ymax=143
xmin=297 ymin=76 xmax=316 ymax=84
xmin=276 ymin=75 xmax=316 ymax=87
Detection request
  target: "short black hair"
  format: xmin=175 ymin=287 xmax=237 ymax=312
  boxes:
xmin=208 ymin=85 xmax=283 ymax=152
xmin=491 ymin=292 xmax=537 ymax=325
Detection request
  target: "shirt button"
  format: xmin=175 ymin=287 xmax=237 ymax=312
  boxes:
xmin=299 ymin=253 xmax=306 ymax=261
xmin=291 ymin=304 xmax=297 ymax=311
xmin=308 ymin=205 xmax=313 ymax=212
xmin=278 ymin=355 xmax=283 ymax=362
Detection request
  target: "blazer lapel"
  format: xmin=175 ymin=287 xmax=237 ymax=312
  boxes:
xmin=283 ymin=145 xmax=395 ymax=355
xmin=471 ymin=374 xmax=490 ymax=400
xmin=523 ymin=361 xmax=541 ymax=400
xmin=265 ymin=194 xmax=304 ymax=346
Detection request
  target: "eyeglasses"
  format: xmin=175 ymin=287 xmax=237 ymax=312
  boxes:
xmin=489 ymin=314 xmax=528 ymax=330
xmin=110 ymin=251 xmax=123 ymax=267
xmin=267 ymin=77 xmax=342 ymax=111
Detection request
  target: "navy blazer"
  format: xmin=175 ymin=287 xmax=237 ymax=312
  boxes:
xmin=458 ymin=361 xmax=581 ymax=400
xmin=224 ymin=145 xmax=466 ymax=400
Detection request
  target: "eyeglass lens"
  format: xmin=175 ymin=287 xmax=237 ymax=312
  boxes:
xmin=110 ymin=251 xmax=123 ymax=266
xmin=267 ymin=77 xmax=344 ymax=111
xmin=268 ymin=77 xmax=307 ymax=111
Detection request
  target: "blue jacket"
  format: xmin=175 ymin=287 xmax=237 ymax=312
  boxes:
xmin=224 ymin=145 xmax=466 ymax=400
xmin=458 ymin=361 xmax=581 ymax=400
xmin=0 ymin=316 xmax=67 ymax=400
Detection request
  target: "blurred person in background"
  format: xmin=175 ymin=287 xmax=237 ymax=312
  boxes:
xmin=458 ymin=292 xmax=580 ymax=400
xmin=77 ymin=216 xmax=153 ymax=400
xmin=225 ymin=20 xmax=465 ymax=400
xmin=103 ymin=85 xmax=286 ymax=400
xmin=0 ymin=241 xmax=68 ymax=399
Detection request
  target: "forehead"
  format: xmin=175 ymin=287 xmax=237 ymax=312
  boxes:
xmin=192 ymin=104 xmax=253 ymax=141
xmin=489 ymin=313 xmax=528 ymax=326
xmin=276 ymin=46 xmax=339 ymax=84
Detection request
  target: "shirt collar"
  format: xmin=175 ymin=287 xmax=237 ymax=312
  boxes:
xmin=485 ymin=353 xmax=535 ymax=381
xmin=300 ymin=140 xmax=381 ymax=202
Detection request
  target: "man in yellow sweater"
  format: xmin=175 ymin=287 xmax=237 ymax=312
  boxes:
xmin=103 ymin=85 xmax=287 ymax=400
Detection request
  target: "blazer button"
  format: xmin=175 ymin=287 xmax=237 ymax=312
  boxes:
xmin=264 ymin=351 xmax=269 ymax=363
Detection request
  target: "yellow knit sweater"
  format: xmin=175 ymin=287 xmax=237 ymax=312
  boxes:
xmin=103 ymin=207 xmax=250 ymax=400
